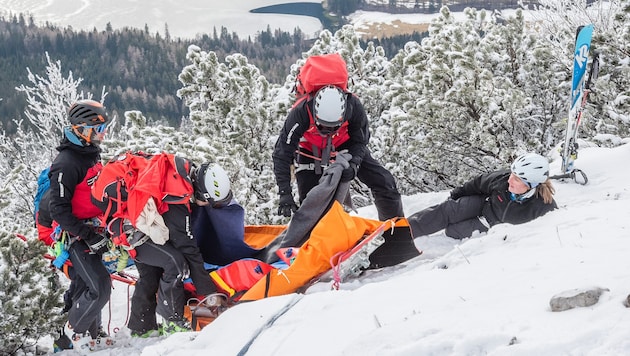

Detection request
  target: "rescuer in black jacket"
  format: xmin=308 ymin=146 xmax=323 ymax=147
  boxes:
xmin=273 ymin=85 xmax=404 ymax=221
xmin=407 ymin=153 xmax=558 ymax=239
xmin=48 ymin=100 xmax=113 ymax=348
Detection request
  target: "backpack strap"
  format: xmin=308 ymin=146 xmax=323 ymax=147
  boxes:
xmin=304 ymin=104 xmax=335 ymax=175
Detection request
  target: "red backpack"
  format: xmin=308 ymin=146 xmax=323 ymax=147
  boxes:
xmin=295 ymin=53 xmax=349 ymax=98
xmin=91 ymin=151 xmax=194 ymax=255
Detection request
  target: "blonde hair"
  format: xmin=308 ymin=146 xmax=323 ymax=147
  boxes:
xmin=536 ymin=179 xmax=555 ymax=204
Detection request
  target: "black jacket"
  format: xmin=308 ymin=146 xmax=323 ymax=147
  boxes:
xmin=272 ymin=94 xmax=370 ymax=194
xmin=48 ymin=138 xmax=103 ymax=245
xmin=450 ymin=170 xmax=557 ymax=226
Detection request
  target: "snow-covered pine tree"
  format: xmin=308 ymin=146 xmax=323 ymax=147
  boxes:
xmin=0 ymin=232 xmax=64 ymax=355
xmin=15 ymin=52 xmax=84 ymax=144
xmin=531 ymin=0 xmax=629 ymax=147
xmin=382 ymin=39 xmax=436 ymax=194
xmin=385 ymin=7 xmax=566 ymax=192
xmin=387 ymin=7 xmax=504 ymax=191
xmin=476 ymin=9 xmax=564 ymax=157
xmin=102 ymin=110 xmax=209 ymax=161
xmin=587 ymin=0 xmax=630 ymax=143
xmin=177 ymin=46 xmax=279 ymax=224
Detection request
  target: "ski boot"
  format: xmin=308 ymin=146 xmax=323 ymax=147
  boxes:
xmin=161 ymin=319 xmax=191 ymax=336
xmin=92 ymin=326 xmax=115 ymax=350
xmin=64 ymin=322 xmax=94 ymax=355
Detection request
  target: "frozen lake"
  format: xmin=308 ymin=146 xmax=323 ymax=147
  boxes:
xmin=0 ymin=0 xmax=323 ymax=39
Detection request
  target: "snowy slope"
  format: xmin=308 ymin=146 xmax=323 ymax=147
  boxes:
xmin=51 ymin=142 xmax=630 ymax=355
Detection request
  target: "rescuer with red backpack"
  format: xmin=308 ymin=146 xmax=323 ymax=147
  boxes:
xmin=273 ymin=53 xmax=404 ymax=221
xmin=91 ymin=152 xmax=230 ymax=336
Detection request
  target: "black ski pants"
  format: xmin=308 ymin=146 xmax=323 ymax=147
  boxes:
xmin=67 ymin=240 xmax=111 ymax=337
xmin=128 ymin=240 xmax=188 ymax=333
xmin=296 ymin=151 xmax=404 ymax=221
xmin=162 ymin=204 xmax=216 ymax=296
xmin=407 ymin=195 xmax=489 ymax=239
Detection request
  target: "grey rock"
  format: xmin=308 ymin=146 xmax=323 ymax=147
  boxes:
xmin=549 ymin=287 xmax=609 ymax=312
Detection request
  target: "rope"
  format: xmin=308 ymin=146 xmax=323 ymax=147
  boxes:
xmin=329 ymin=251 xmax=346 ymax=291
xmin=295 ymin=149 xmax=337 ymax=162
xmin=125 ymin=283 xmax=132 ymax=326
xmin=107 ymin=296 xmax=113 ymax=335
xmin=108 ymin=277 xmax=133 ymax=337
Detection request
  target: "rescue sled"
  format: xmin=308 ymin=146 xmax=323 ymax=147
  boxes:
xmin=185 ymin=152 xmax=421 ymax=329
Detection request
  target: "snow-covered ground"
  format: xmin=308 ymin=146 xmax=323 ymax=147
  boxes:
xmin=50 ymin=141 xmax=630 ymax=355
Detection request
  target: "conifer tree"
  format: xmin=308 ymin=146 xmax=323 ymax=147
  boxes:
xmin=102 ymin=110 xmax=206 ymax=161
xmin=177 ymin=46 xmax=279 ymax=224
xmin=0 ymin=233 xmax=64 ymax=355
xmin=385 ymin=7 xmax=566 ymax=192
xmin=530 ymin=0 xmax=629 ymax=147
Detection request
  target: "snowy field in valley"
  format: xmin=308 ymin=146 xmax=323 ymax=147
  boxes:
xmin=0 ymin=0 xmax=537 ymax=40
xmin=0 ymin=0 xmax=323 ymax=39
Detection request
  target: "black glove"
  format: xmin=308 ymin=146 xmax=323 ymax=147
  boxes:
xmin=277 ymin=192 xmax=298 ymax=217
xmin=87 ymin=233 xmax=110 ymax=255
xmin=450 ymin=187 xmax=465 ymax=201
xmin=340 ymin=163 xmax=358 ymax=183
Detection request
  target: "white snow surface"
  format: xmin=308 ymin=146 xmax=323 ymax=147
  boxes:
xmin=51 ymin=142 xmax=630 ymax=355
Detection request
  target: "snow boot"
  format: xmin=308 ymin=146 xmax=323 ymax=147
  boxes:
xmin=92 ymin=327 xmax=115 ymax=351
xmin=130 ymin=328 xmax=161 ymax=338
xmin=161 ymin=319 xmax=191 ymax=335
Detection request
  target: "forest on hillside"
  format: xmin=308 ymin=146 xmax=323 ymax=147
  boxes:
xmin=0 ymin=14 xmax=425 ymax=132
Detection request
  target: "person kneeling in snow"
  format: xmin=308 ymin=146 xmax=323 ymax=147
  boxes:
xmin=407 ymin=153 xmax=557 ymax=239
xmin=92 ymin=153 xmax=230 ymax=336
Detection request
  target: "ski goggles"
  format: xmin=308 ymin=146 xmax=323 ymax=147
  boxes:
xmin=84 ymin=123 xmax=107 ymax=134
xmin=315 ymin=123 xmax=341 ymax=135
xmin=194 ymin=188 xmax=233 ymax=209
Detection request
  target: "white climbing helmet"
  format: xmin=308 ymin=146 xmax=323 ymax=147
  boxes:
xmin=313 ymin=85 xmax=346 ymax=133
xmin=510 ymin=153 xmax=550 ymax=188
xmin=193 ymin=163 xmax=233 ymax=207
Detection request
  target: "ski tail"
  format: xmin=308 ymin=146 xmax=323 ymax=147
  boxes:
xmin=559 ymin=24 xmax=595 ymax=176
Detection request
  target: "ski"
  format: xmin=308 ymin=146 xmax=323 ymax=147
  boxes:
xmin=555 ymin=24 xmax=598 ymax=184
